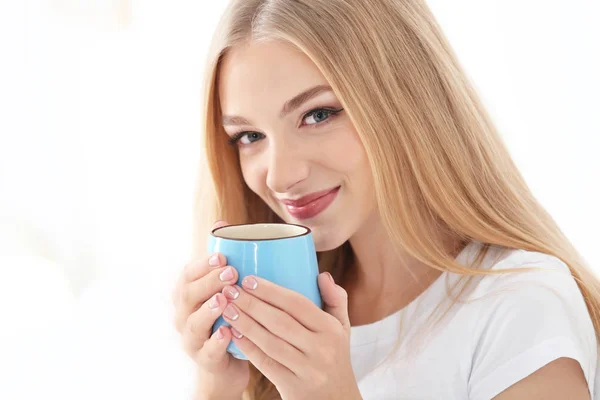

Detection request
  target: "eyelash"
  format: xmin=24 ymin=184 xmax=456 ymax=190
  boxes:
xmin=227 ymin=107 xmax=344 ymax=147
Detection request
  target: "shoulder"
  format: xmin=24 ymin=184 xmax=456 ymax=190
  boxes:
xmin=451 ymin=244 xmax=590 ymax=321
xmin=457 ymin=244 xmax=598 ymax=400
xmin=465 ymin=244 xmax=584 ymax=303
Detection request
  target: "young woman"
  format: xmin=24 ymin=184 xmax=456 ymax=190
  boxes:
xmin=172 ymin=1 xmax=599 ymax=398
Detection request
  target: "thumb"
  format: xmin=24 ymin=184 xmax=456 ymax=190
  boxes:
xmin=318 ymin=272 xmax=351 ymax=334
xmin=212 ymin=220 xmax=230 ymax=230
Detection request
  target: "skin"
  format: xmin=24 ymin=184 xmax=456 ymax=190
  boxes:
xmin=218 ymin=40 xmax=444 ymax=326
xmin=172 ymin=40 xmax=590 ymax=399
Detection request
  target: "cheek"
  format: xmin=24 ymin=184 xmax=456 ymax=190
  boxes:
xmin=321 ymin=126 xmax=370 ymax=176
xmin=240 ymin=155 xmax=267 ymax=196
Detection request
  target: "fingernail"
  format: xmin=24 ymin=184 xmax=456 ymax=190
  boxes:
xmin=219 ymin=267 xmax=234 ymax=282
xmin=208 ymin=294 xmax=220 ymax=309
xmin=223 ymin=285 xmax=240 ymax=300
xmin=326 ymin=272 xmax=334 ymax=283
xmin=215 ymin=326 xmax=224 ymax=340
xmin=241 ymin=276 xmax=258 ymax=290
xmin=208 ymin=254 xmax=220 ymax=267
xmin=231 ymin=327 xmax=244 ymax=339
xmin=223 ymin=304 xmax=239 ymax=321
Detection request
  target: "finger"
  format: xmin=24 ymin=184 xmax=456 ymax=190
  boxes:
xmin=183 ymin=253 xmax=226 ymax=283
xmin=181 ymin=219 xmax=230 ymax=292
xmin=173 ymin=260 xmax=198 ymax=306
xmin=318 ymin=272 xmax=351 ymax=334
xmin=172 ymin=253 xmax=226 ymax=309
xmin=223 ymin=285 xmax=312 ymax=353
xmin=182 ymin=293 xmax=228 ymax=358
xmin=197 ymin=326 xmax=234 ymax=371
xmin=222 ymin=302 xmax=305 ymax=373
xmin=172 ymin=219 xmax=230 ymax=305
xmin=175 ymin=265 xmax=238 ymax=332
xmin=212 ymin=220 xmax=229 ymax=230
xmin=172 ymin=274 xmax=183 ymax=306
xmin=231 ymin=327 xmax=295 ymax=387
xmin=238 ymin=275 xmax=330 ymax=332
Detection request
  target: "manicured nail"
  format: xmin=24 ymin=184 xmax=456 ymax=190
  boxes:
xmin=219 ymin=267 xmax=234 ymax=282
xmin=215 ymin=326 xmax=224 ymax=340
xmin=326 ymin=272 xmax=334 ymax=283
xmin=223 ymin=286 xmax=240 ymax=300
xmin=208 ymin=254 xmax=220 ymax=267
xmin=208 ymin=294 xmax=220 ymax=309
xmin=242 ymin=276 xmax=258 ymax=290
xmin=223 ymin=304 xmax=239 ymax=320
xmin=231 ymin=327 xmax=244 ymax=339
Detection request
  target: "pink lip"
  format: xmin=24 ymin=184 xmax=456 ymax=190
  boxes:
xmin=281 ymin=186 xmax=341 ymax=220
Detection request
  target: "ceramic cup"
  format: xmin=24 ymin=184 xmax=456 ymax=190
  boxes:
xmin=208 ymin=223 xmax=322 ymax=360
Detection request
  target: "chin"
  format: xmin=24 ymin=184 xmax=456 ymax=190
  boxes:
xmin=310 ymin=226 xmax=349 ymax=252
xmin=275 ymin=209 xmax=349 ymax=251
xmin=314 ymin=241 xmax=343 ymax=252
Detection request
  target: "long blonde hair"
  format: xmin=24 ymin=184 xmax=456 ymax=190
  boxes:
xmin=192 ymin=1 xmax=600 ymax=398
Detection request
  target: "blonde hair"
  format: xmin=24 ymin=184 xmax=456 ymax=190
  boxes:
xmin=192 ymin=0 xmax=600 ymax=398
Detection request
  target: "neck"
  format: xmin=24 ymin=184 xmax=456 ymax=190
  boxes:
xmin=341 ymin=211 xmax=465 ymax=326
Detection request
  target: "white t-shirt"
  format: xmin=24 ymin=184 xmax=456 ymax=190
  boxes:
xmin=350 ymin=241 xmax=598 ymax=399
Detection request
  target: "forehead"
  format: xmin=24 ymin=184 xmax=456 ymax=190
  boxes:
xmin=218 ymin=41 xmax=328 ymax=115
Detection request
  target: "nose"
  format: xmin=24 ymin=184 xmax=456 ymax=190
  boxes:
xmin=265 ymin=141 xmax=309 ymax=194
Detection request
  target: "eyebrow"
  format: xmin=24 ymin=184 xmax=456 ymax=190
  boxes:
xmin=222 ymin=84 xmax=333 ymax=126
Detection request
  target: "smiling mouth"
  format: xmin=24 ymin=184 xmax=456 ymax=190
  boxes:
xmin=281 ymin=186 xmax=341 ymax=220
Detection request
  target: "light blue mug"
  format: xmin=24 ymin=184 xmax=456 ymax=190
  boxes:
xmin=208 ymin=223 xmax=322 ymax=360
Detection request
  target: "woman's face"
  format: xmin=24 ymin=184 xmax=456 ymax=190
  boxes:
xmin=218 ymin=40 xmax=377 ymax=251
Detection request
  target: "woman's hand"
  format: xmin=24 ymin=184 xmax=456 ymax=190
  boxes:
xmin=220 ymin=271 xmax=362 ymax=400
xmin=172 ymin=221 xmax=250 ymax=400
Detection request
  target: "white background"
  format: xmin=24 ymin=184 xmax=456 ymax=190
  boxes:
xmin=0 ymin=0 xmax=598 ymax=398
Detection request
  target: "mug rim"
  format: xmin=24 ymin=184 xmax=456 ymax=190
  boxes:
xmin=210 ymin=222 xmax=312 ymax=241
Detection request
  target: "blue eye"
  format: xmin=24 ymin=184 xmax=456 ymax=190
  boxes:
xmin=228 ymin=131 xmax=265 ymax=146
xmin=239 ymin=132 xmax=264 ymax=145
xmin=302 ymin=107 xmax=344 ymax=127
xmin=227 ymin=107 xmax=344 ymax=147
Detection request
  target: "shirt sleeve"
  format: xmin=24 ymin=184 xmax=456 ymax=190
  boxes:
xmin=467 ymin=256 xmax=597 ymax=400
